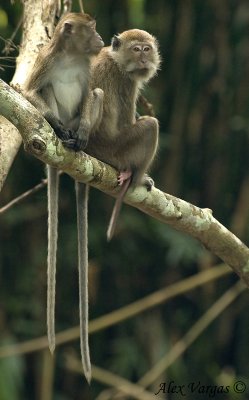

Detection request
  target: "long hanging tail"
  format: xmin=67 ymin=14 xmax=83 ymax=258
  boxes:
xmin=107 ymin=177 xmax=131 ymax=241
xmin=75 ymin=182 xmax=91 ymax=383
xmin=47 ymin=165 xmax=59 ymax=354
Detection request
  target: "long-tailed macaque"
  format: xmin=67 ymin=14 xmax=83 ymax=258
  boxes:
xmin=88 ymin=29 xmax=160 ymax=179
xmin=67 ymin=29 xmax=160 ymax=239
xmin=24 ymin=12 xmax=104 ymax=383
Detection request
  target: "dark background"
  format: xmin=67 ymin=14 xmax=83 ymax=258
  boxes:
xmin=0 ymin=0 xmax=249 ymax=399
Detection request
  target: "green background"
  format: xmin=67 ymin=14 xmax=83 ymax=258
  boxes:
xmin=0 ymin=0 xmax=249 ymax=399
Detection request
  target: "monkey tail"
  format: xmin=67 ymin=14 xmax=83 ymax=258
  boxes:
xmin=107 ymin=177 xmax=131 ymax=241
xmin=47 ymin=166 xmax=59 ymax=354
xmin=75 ymin=182 xmax=91 ymax=383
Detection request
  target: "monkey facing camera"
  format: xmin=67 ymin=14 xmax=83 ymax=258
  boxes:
xmin=85 ymin=28 xmax=161 ymax=239
xmin=23 ymin=15 xmax=160 ymax=384
xmin=87 ymin=29 xmax=161 ymax=187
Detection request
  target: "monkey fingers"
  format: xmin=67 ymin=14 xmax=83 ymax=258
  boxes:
xmin=118 ymin=170 xmax=132 ymax=186
xmin=62 ymin=137 xmax=88 ymax=152
xmin=73 ymin=137 xmax=88 ymax=151
xmin=54 ymin=124 xmax=73 ymax=141
xmin=62 ymin=139 xmax=78 ymax=150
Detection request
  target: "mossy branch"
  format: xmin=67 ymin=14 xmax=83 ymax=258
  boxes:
xmin=0 ymin=0 xmax=60 ymax=190
xmin=0 ymin=78 xmax=249 ymax=286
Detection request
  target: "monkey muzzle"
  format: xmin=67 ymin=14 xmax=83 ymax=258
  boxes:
xmin=138 ymin=60 xmax=149 ymax=69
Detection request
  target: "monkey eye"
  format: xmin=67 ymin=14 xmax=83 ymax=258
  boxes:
xmin=143 ymin=46 xmax=151 ymax=52
xmin=133 ymin=46 xmax=141 ymax=52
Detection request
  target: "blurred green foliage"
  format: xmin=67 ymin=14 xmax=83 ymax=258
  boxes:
xmin=0 ymin=0 xmax=249 ymax=399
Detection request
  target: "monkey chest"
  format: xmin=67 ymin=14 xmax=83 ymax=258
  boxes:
xmin=53 ymin=81 xmax=83 ymax=115
xmin=50 ymin=65 xmax=87 ymax=119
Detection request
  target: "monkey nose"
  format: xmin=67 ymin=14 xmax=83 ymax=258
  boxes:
xmin=139 ymin=60 xmax=147 ymax=68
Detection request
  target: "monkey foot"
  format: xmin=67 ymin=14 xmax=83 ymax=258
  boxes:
xmin=143 ymin=175 xmax=154 ymax=191
xmin=118 ymin=170 xmax=132 ymax=186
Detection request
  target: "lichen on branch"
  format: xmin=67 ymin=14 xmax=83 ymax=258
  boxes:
xmin=0 ymin=78 xmax=249 ymax=287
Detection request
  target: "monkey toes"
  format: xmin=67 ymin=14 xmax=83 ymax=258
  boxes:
xmin=118 ymin=170 xmax=132 ymax=186
xmin=143 ymin=175 xmax=154 ymax=191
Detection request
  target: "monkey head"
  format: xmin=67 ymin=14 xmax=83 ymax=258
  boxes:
xmin=110 ymin=29 xmax=161 ymax=82
xmin=55 ymin=13 xmax=104 ymax=55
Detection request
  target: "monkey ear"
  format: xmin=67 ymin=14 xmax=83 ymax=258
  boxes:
xmin=111 ymin=35 xmax=121 ymax=51
xmin=63 ymin=22 xmax=73 ymax=35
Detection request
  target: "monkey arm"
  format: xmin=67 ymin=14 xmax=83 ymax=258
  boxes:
xmin=63 ymin=88 xmax=104 ymax=151
xmin=85 ymin=88 xmax=104 ymax=132
xmin=24 ymin=89 xmax=72 ymax=141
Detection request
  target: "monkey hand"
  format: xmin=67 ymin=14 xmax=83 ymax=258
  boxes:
xmin=53 ymin=121 xmax=73 ymax=141
xmin=62 ymin=137 xmax=88 ymax=151
xmin=62 ymin=130 xmax=88 ymax=152
xmin=43 ymin=112 xmax=73 ymax=141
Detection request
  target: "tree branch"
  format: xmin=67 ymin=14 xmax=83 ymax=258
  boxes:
xmin=65 ymin=355 xmax=162 ymax=400
xmin=0 ymin=264 xmax=231 ymax=359
xmin=138 ymin=280 xmax=245 ymax=388
xmin=0 ymin=0 xmax=60 ymax=191
xmin=0 ymin=78 xmax=249 ymax=286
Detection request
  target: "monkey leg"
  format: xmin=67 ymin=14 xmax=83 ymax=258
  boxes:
xmin=88 ymin=88 xmax=104 ymax=130
xmin=63 ymin=88 xmax=104 ymax=151
xmin=107 ymin=116 xmax=158 ymax=241
xmin=119 ymin=116 xmax=159 ymax=185
xmin=76 ymin=88 xmax=104 ymax=143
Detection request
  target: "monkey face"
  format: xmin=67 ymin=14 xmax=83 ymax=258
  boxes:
xmin=121 ymin=42 xmax=158 ymax=81
xmin=111 ymin=29 xmax=160 ymax=82
xmin=58 ymin=13 xmax=104 ymax=55
xmin=126 ymin=43 xmax=154 ymax=70
xmin=81 ymin=23 xmax=104 ymax=55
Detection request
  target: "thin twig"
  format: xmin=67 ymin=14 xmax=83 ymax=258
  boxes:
xmin=2 ymin=16 xmax=23 ymax=55
xmin=0 ymin=64 xmax=16 ymax=70
xmin=78 ymin=0 xmax=84 ymax=13
xmin=0 ymin=56 xmax=16 ymax=60
xmin=98 ymin=280 xmax=246 ymax=399
xmin=40 ymin=349 xmax=55 ymax=400
xmin=63 ymin=0 xmax=72 ymax=14
xmin=65 ymin=355 xmax=163 ymax=400
xmin=0 ymin=264 xmax=231 ymax=358
xmin=0 ymin=180 xmax=47 ymax=214
xmin=0 ymin=172 xmax=63 ymax=214
xmin=138 ymin=280 xmax=246 ymax=388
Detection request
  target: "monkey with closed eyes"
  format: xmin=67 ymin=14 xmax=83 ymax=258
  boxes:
xmin=67 ymin=29 xmax=161 ymax=239
xmin=24 ymin=12 xmax=104 ymax=383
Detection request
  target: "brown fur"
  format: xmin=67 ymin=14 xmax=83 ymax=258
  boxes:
xmin=24 ymin=13 xmax=104 ymax=143
xmin=24 ymin=12 xmax=104 ymax=383
xmin=86 ymin=29 xmax=161 ymax=238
